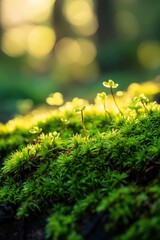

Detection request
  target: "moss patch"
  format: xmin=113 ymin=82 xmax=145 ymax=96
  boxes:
xmin=0 ymin=82 xmax=160 ymax=239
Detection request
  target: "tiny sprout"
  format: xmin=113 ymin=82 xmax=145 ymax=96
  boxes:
xmin=134 ymin=94 xmax=149 ymax=112
xmin=97 ymin=92 xmax=111 ymax=118
xmin=98 ymin=92 xmax=106 ymax=101
xmin=60 ymin=118 xmax=69 ymax=132
xmin=30 ymin=126 xmax=42 ymax=144
xmin=61 ymin=118 xmax=69 ymax=124
xmin=103 ymin=79 xmax=123 ymax=116
xmin=49 ymin=131 xmax=60 ymax=139
xmin=75 ymin=106 xmax=86 ymax=112
xmin=30 ymin=126 xmax=42 ymax=134
xmin=103 ymin=79 xmax=118 ymax=89
xmin=75 ymin=106 xmax=87 ymax=140
xmin=128 ymin=104 xmax=142 ymax=115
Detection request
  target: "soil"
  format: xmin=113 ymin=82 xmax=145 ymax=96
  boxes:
xmin=0 ymin=204 xmax=114 ymax=240
xmin=0 ymin=204 xmax=47 ymax=240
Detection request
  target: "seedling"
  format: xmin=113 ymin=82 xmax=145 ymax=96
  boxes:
xmin=61 ymin=118 xmax=69 ymax=129
xmin=97 ymin=92 xmax=111 ymax=119
xmin=1 ymin=79 xmax=160 ymax=240
xmin=128 ymin=103 xmax=142 ymax=115
xmin=134 ymin=94 xmax=149 ymax=112
xmin=75 ymin=106 xmax=87 ymax=140
xmin=29 ymin=126 xmax=42 ymax=144
xmin=103 ymin=79 xmax=123 ymax=116
xmin=49 ymin=131 xmax=60 ymax=139
xmin=61 ymin=118 xmax=69 ymax=125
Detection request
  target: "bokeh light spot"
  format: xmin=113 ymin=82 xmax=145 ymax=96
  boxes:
xmin=114 ymin=11 xmax=139 ymax=39
xmin=55 ymin=38 xmax=81 ymax=65
xmin=137 ymin=42 xmax=160 ymax=69
xmin=26 ymin=0 xmax=55 ymax=23
xmin=17 ymin=99 xmax=33 ymax=114
xmin=63 ymin=0 xmax=93 ymax=26
xmin=1 ymin=28 xmax=26 ymax=57
xmin=116 ymin=91 xmax=124 ymax=97
xmin=77 ymin=38 xmax=97 ymax=65
xmin=46 ymin=92 xmax=64 ymax=106
xmin=1 ymin=0 xmax=27 ymax=27
xmin=55 ymin=38 xmax=97 ymax=66
xmin=27 ymin=26 xmax=56 ymax=58
xmin=71 ymin=14 xmax=98 ymax=36
xmin=2 ymin=0 xmax=55 ymax=27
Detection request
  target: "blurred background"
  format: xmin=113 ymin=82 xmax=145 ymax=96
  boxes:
xmin=0 ymin=0 xmax=160 ymax=122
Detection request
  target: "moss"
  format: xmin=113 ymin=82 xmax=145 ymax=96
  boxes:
xmin=0 ymin=82 xmax=160 ymax=239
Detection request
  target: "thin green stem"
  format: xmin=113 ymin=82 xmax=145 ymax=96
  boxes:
xmin=81 ymin=110 xmax=87 ymax=140
xmin=141 ymin=101 xmax=148 ymax=112
xmin=110 ymin=87 xmax=123 ymax=116
xmin=103 ymin=100 xmax=111 ymax=119
xmin=103 ymin=100 xmax=107 ymax=118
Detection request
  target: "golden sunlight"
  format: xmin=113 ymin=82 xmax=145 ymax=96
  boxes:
xmin=63 ymin=0 xmax=93 ymax=26
xmin=137 ymin=42 xmax=160 ymax=69
xmin=71 ymin=14 xmax=98 ymax=36
xmin=76 ymin=38 xmax=97 ymax=65
xmin=1 ymin=0 xmax=28 ymax=27
xmin=26 ymin=0 xmax=55 ymax=23
xmin=46 ymin=92 xmax=64 ymax=106
xmin=1 ymin=28 xmax=26 ymax=57
xmin=55 ymin=38 xmax=96 ymax=66
xmin=27 ymin=26 xmax=56 ymax=58
xmin=1 ymin=0 xmax=55 ymax=27
xmin=55 ymin=38 xmax=81 ymax=65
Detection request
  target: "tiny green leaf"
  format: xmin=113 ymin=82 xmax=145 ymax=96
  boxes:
xmin=103 ymin=79 xmax=118 ymax=88
xmin=29 ymin=126 xmax=42 ymax=134
xmin=61 ymin=118 xmax=69 ymax=124
xmin=128 ymin=104 xmax=142 ymax=110
xmin=134 ymin=94 xmax=149 ymax=104
xmin=81 ymin=106 xmax=86 ymax=111
xmin=74 ymin=106 xmax=86 ymax=112
xmin=74 ymin=108 xmax=81 ymax=113
xmin=97 ymin=92 xmax=106 ymax=100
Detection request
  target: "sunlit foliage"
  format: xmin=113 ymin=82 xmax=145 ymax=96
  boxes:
xmin=0 ymin=81 xmax=160 ymax=239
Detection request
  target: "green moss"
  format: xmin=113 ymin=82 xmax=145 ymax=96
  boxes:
xmin=0 ymin=82 xmax=160 ymax=239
